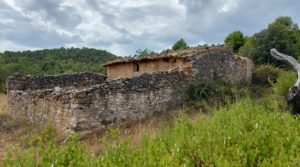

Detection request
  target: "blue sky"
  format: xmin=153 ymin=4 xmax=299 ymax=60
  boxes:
xmin=0 ymin=0 xmax=299 ymax=56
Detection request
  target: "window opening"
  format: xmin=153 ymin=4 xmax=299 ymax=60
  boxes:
xmin=133 ymin=63 xmax=139 ymax=72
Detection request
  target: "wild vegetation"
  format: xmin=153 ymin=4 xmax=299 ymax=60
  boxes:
xmin=1 ymin=16 xmax=300 ymax=165
xmin=0 ymin=94 xmax=6 ymax=114
xmin=1 ymin=68 xmax=299 ymax=166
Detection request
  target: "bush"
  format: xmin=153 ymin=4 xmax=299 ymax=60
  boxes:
xmin=187 ymin=80 xmax=251 ymax=111
xmin=187 ymin=80 xmax=231 ymax=112
xmin=272 ymin=71 xmax=296 ymax=96
xmin=252 ymin=65 xmax=285 ymax=87
xmin=3 ymin=99 xmax=300 ymax=166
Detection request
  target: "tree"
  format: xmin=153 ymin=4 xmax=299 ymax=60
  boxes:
xmin=224 ymin=31 xmax=245 ymax=53
xmin=238 ymin=36 xmax=254 ymax=57
xmin=239 ymin=16 xmax=299 ymax=65
xmin=254 ymin=17 xmax=296 ymax=65
xmin=134 ymin=49 xmax=155 ymax=57
xmin=172 ymin=39 xmax=189 ymax=50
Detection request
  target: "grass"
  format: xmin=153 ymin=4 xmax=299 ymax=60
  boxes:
xmin=0 ymin=93 xmax=202 ymax=165
xmin=0 ymin=94 xmax=8 ymax=162
xmin=1 ymin=72 xmax=300 ymax=166
xmin=0 ymin=94 xmax=62 ymax=164
xmin=0 ymin=94 xmax=7 ymax=114
xmin=2 ymin=97 xmax=300 ymax=166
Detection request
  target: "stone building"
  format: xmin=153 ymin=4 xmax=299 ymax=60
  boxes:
xmin=104 ymin=45 xmax=252 ymax=83
xmin=6 ymin=45 xmax=253 ymax=134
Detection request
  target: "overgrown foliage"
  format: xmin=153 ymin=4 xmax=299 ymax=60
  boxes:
xmin=0 ymin=47 xmax=117 ymax=93
xmin=3 ymin=97 xmax=300 ymax=166
xmin=272 ymin=71 xmax=297 ymax=96
xmin=186 ymin=80 xmax=250 ymax=112
xmin=252 ymin=65 xmax=285 ymax=87
xmin=2 ymin=69 xmax=299 ymax=166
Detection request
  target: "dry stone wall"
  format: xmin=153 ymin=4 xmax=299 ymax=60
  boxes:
xmin=6 ymin=47 xmax=253 ymax=134
xmin=7 ymin=71 xmax=189 ymax=134
xmin=6 ymin=72 xmax=107 ymax=91
xmin=190 ymin=50 xmax=253 ymax=83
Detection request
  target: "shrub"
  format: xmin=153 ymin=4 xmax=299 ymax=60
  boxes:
xmin=187 ymin=80 xmax=251 ymax=111
xmin=272 ymin=71 xmax=297 ymax=96
xmin=188 ymin=80 xmax=233 ymax=101
xmin=3 ymin=99 xmax=300 ymax=166
xmin=252 ymin=65 xmax=285 ymax=87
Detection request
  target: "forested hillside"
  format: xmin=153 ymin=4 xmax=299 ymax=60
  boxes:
xmin=0 ymin=47 xmax=117 ymax=92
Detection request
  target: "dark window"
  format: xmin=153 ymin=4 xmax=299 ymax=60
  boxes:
xmin=133 ymin=63 xmax=139 ymax=72
xmin=163 ymin=58 xmax=169 ymax=63
xmin=173 ymin=59 xmax=177 ymax=63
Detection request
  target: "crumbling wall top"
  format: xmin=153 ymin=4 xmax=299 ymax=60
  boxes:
xmin=6 ymin=72 xmax=107 ymax=91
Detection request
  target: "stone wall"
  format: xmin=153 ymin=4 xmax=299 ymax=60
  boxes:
xmin=6 ymin=47 xmax=253 ymax=134
xmin=7 ymin=71 xmax=189 ymax=134
xmin=191 ymin=50 xmax=253 ymax=83
xmin=6 ymin=72 xmax=107 ymax=91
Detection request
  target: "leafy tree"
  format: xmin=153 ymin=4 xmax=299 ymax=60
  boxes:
xmin=172 ymin=39 xmax=189 ymax=50
xmin=238 ymin=36 xmax=254 ymax=57
xmin=224 ymin=31 xmax=245 ymax=53
xmin=239 ymin=16 xmax=299 ymax=65
xmin=254 ymin=17 xmax=296 ymax=65
xmin=134 ymin=49 xmax=155 ymax=57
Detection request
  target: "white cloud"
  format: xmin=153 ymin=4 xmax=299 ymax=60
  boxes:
xmin=0 ymin=40 xmax=39 ymax=52
xmin=0 ymin=0 xmax=299 ymax=55
xmin=0 ymin=18 xmax=14 ymax=24
xmin=218 ymin=0 xmax=240 ymax=13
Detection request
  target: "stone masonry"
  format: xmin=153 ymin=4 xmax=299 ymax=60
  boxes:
xmin=6 ymin=71 xmax=189 ymax=134
xmin=190 ymin=49 xmax=253 ymax=83
xmin=6 ymin=45 xmax=253 ymax=134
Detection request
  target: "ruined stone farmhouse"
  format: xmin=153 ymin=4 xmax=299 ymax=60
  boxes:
xmin=104 ymin=44 xmax=252 ymax=83
xmin=6 ymin=45 xmax=253 ymax=134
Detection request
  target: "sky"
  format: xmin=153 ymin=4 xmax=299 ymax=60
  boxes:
xmin=0 ymin=0 xmax=299 ymax=56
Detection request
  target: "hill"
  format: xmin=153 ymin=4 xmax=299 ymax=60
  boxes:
xmin=0 ymin=47 xmax=117 ymax=92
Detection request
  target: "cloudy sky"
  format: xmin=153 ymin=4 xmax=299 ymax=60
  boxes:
xmin=0 ymin=0 xmax=299 ymax=56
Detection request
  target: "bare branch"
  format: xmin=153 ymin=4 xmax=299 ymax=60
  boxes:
xmin=270 ymin=48 xmax=300 ymax=101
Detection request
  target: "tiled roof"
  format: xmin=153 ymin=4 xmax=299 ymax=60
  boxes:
xmin=103 ymin=44 xmax=232 ymax=66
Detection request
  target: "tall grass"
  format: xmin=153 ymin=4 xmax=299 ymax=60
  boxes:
xmin=0 ymin=94 xmax=7 ymax=114
xmin=2 ymin=72 xmax=300 ymax=166
xmin=3 ymin=98 xmax=300 ymax=166
xmin=272 ymin=71 xmax=297 ymax=96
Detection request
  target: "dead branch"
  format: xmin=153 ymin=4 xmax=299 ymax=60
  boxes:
xmin=270 ymin=48 xmax=300 ymax=101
